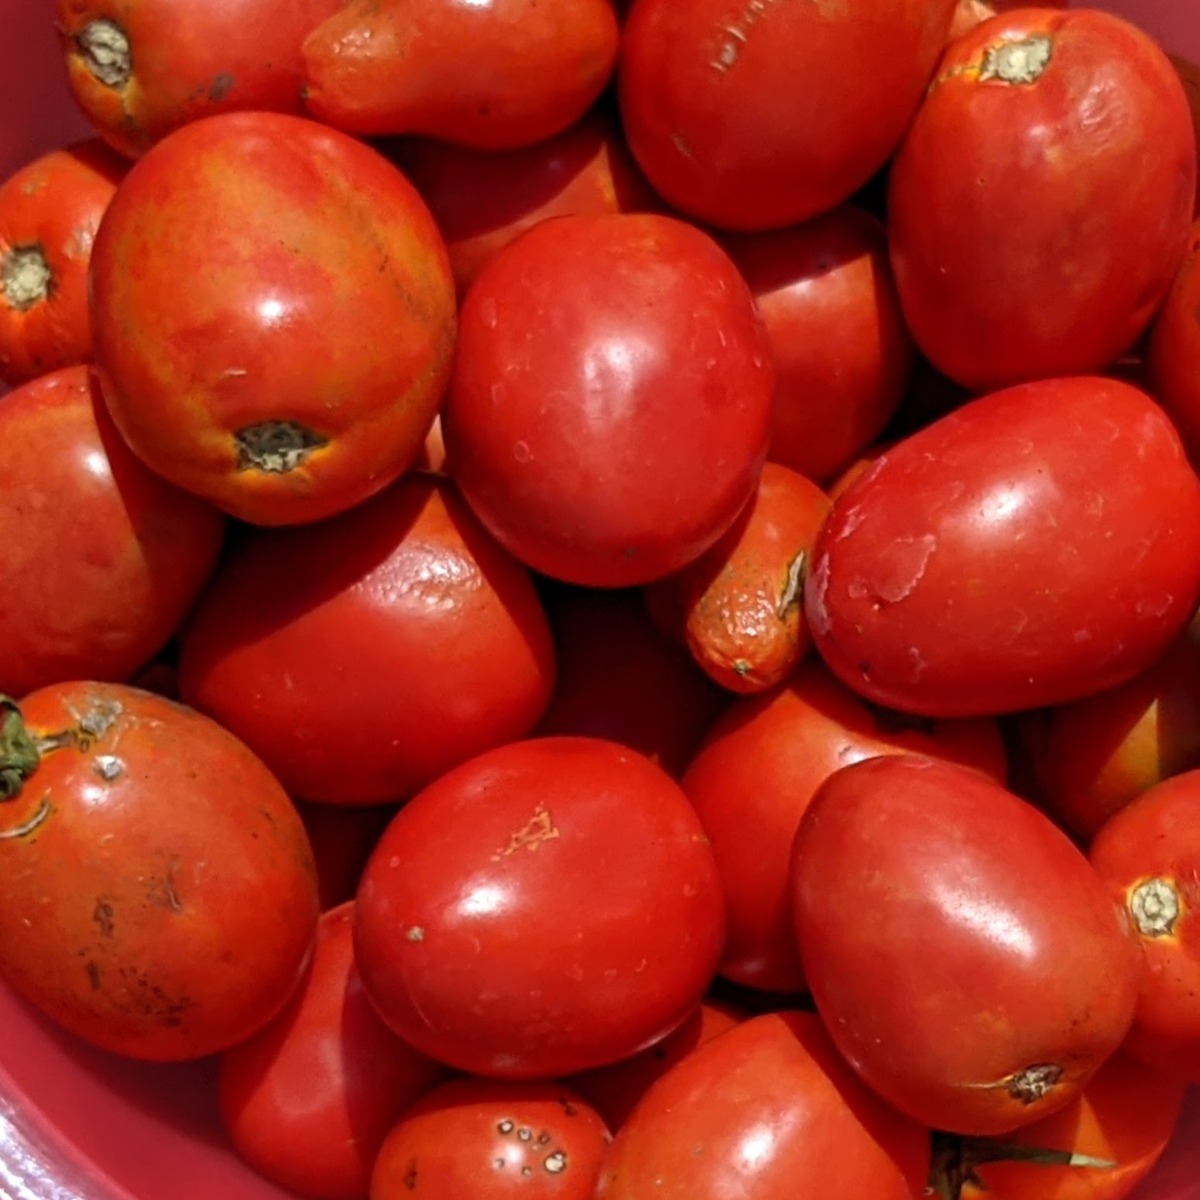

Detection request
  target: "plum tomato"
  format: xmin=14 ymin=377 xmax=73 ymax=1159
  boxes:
xmin=89 ymin=110 xmax=457 ymax=526
xmin=177 ymin=472 xmax=556 ymax=806
xmin=791 ymin=754 xmax=1142 ymax=1136
xmin=353 ymin=736 xmax=726 ymax=1078
xmin=888 ymin=7 xmax=1197 ymax=392
xmin=804 ymin=376 xmax=1200 ymax=717
xmin=1148 ymin=219 xmax=1200 ymax=460
xmin=442 ymin=212 xmax=774 ymax=587
xmin=593 ymin=1010 xmax=931 ymax=1199
xmin=0 ymin=683 xmax=319 ymax=1061
xmin=0 ymin=365 xmax=225 ymax=698
xmin=218 ymin=902 xmax=446 ymax=1200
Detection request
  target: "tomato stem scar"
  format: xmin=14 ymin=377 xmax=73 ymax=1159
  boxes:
xmin=75 ymin=18 xmax=132 ymax=89
xmin=1129 ymin=877 xmax=1180 ymax=937
xmin=1 ymin=246 xmax=53 ymax=311
xmin=979 ymin=35 xmax=1054 ymax=85
xmin=234 ymin=421 xmax=329 ymax=474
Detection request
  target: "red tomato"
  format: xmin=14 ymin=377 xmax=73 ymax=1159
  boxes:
xmin=370 ymin=1078 xmax=611 ymax=1200
xmin=177 ymin=473 xmax=556 ymax=806
xmin=0 ymin=365 xmax=225 ymax=698
xmin=888 ymin=7 xmax=1196 ymax=392
xmin=617 ymin=0 xmax=958 ymax=231
xmin=89 ymin=111 xmax=457 ymax=526
xmin=218 ymin=902 xmax=446 ymax=1200
xmin=791 ymin=754 xmax=1142 ymax=1135
xmin=804 ymin=376 xmax=1200 ymax=717
xmin=0 ymin=683 xmax=319 ymax=1061
xmin=594 ymin=1010 xmax=931 ymax=1199
xmin=0 ymin=139 xmax=125 ymax=384
xmin=442 ymin=212 xmax=774 ymax=587
xmin=949 ymin=0 xmax=1069 ymax=43
xmin=353 ymin=736 xmax=726 ymax=1078
xmin=1148 ymin=219 xmax=1200 ymax=458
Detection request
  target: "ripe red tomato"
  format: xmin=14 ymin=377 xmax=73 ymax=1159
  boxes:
xmin=353 ymin=736 xmax=726 ymax=1078
xmin=594 ymin=1010 xmax=931 ymax=1199
xmin=0 ymin=683 xmax=319 ymax=1061
xmin=218 ymin=902 xmax=446 ymax=1200
xmin=1148 ymin=219 xmax=1200 ymax=458
xmin=804 ymin=376 xmax=1200 ymax=717
xmin=442 ymin=212 xmax=774 ymax=586
xmin=89 ymin=110 xmax=457 ymax=526
xmin=791 ymin=754 xmax=1142 ymax=1135
xmin=888 ymin=7 xmax=1196 ymax=391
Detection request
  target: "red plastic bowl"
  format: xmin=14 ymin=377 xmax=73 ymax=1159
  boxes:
xmin=2 ymin=1 xmax=1199 ymax=1198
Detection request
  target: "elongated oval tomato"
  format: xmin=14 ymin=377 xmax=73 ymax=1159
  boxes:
xmin=804 ymin=376 xmax=1200 ymax=717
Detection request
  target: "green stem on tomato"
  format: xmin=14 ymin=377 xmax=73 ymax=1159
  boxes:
xmin=0 ymin=696 xmax=41 ymax=801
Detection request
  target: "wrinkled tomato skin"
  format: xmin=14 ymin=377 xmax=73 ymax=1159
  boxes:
xmin=594 ymin=1010 xmax=931 ymax=1199
xmin=353 ymin=736 xmax=726 ymax=1079
xmin=889 ymin=8 xmax=1196 ymax=392
xmin=617 ymin=0 xmax=957 ymax=231
xmin=804 ymin=376 xmax=1200 ymax=717
xmin=1148 ymin=220 xmax=1200 ymax=461
xmin=0 ymin=683 xmax=320 ymax=1062
xmin=791 ymin=754 xmax=1142 ymax=1136
xmin=0 ymin=366 xmax=225 ymax=698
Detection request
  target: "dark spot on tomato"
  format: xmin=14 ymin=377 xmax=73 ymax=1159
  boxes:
xmin=208 ymin=72 xmax=234 ymax=101
xmin=559 ymin=1099 xmax=578 ymax=1117
xmin=93 ymin=897 xmax=115 ymax=937
xmin=402 ymin=1158 xmax=418 ymax=1190
xmin=85 ymin=960 xmax=101 ymax=990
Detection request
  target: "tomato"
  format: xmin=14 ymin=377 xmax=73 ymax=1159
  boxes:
xmin=1089 ymin=770 xmax=1200 ymax=1082
xmin=791 ymin=754 xmax=1142 ymax=1135
xmin=594 ymin=1010 xmax=931 ymax=1199
xmin=1148 ymin=219 xmax=1200 ymax=460
xmin=617 ymin=0 xmax=957 ymax=231
xmin=721 ymin=206 xmax=915 ymax=484
xmin=949 ymin=0 xmax=1069 ymax=43
xmin=55 ymin=0 xmax=344 ymax=158
xmin=302 ymin=0 xmax=620 ymax=148
xmin=89 ymin=110 xmax=457 ymax=526
xmin=1172 ymin=54 xmax=1200 ymax=215
xmin=0 ymin=365 xmax=225 ymax=698
xmin=218 ymin=902 xmax=446 ymax=1200
xmin=0 ymin=139 xmax=125 ymax=384
xmin=888 ymin=7 xmax=1196 ymax=392
xmin=370 ymin=1078 xmax=611 ymax=1200
xmin=442 ymin=212 xmax=774 ymax=587
xmin=178 ymin=472 xmax=554 ymax=805
xmin=0 ymin=683 xmax=319 ymax=1061
xmin=681 ymin=658 xmax=1007 ymax=994
xmin=353 ymin=736 xmax=726 ymax=1078
xmin=804 ymin=376 xmax=1200 ymax=717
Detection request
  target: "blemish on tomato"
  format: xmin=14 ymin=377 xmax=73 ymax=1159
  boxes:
xmin=234 ymin=420 xmax=329 ymax=474
xmin=1 ymin=246 xmax=52 ymax=312
xmin=1129 ymin=876 xmax=1181 ymax=937
xmin=978 ymin=34 xmax=1054 ymax=85
xmin=75 ymin=18 xmax=132 ymax=89
xmin=491 ymin=804 xmax=561 ymax=860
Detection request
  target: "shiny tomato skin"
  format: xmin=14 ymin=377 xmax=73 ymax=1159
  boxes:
xmin=804 ymin=376 xmax=1200 ymax=718
xmin=442 ymin=212 xmax=773 ymax=587
xmin=90 ymin=111 xmax=457 ymax=526
xmin=218 ymin=902 xmax=446 ymax=1200
xmin=888 ymin=8 xmax=1196 ymax=392
xmin=791 ymin=754 xmax=1142 ymax=1136
xmin=1148 ymin=219 xmax=1200 ymax=460
xmin=353 ymin=736 xmax=726 ymax=1078
xmin=0 ymin=366 xmax=225 ymax=698
xmin=0 ymin=683 xmax=320 ymax=1062
xmin=594 ymin=1010 xmax=931 ymax=1199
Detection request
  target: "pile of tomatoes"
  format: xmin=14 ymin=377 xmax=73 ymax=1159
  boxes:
xmin=3 ymin=0 xmax=1200 ymax=1197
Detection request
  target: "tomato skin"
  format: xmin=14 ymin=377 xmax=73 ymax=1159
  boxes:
xmin=791 ymin=754 xmax=1142 ymax=1136
xmin=0 ymin=683 xmax=320 ymax=1062
xmin=888 ymin=8 xmax=1196 ymax=392
xmin=0 ymin=366 xmax=225 ymax=698
xmin=442 ymin=212 xmax=774 ymax=587
xmin=617 ymin=0 xmax=957 ymax=231
xmin=804 ymin=376 xmax=1200 ymax=717
xmin=594 ymin=1010 xmax=931 ymax=1199
xmin=177 ymin=473 xmax=555 ymax=805
xmin=89 ymin=111 xmax=457 ymax=527
xmin=218 ymin=902 xmax=446 ymax=1200
xmin=370 ymin=1078 xmax=611 ymax=1200
xmin=353 ymin=736 xmax=726 ymax=1078
xmin=1148 ymin=220 xmax=1200 ymax=460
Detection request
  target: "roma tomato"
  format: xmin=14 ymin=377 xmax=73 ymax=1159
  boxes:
xmin=178 ymin=472 xmax=555 ymax=806
xmin=617 ymin=0 xmax=958 ymax=231
xmin=370 ymin=1078 xmax=611 ymax=1200
xmin=889 ymin=7 xmax=1196 ymax=391
xmin=442 ymin=212 xmax=774 ymax=587
xmin=0 ymin=365 xmax=225 ymax=698
xmin=804 ymin=376 xmax=1200 ymax=717
xmin=0 ymin=683 xmax=319 ymax=1061
xmin=353 ymin=736 xmax=726 ymax=1078
xmin=593 ymin=1010 xmax=931 ymax=1199
xmin=90 ymin=110 xmax=457 ymax=526
xmin=791 ymin=755 xmax=1142 ymax=1135
xmin=218 ymin=902 xmax=446 ymax=1200
xmin=1148 ymin=219 xmax=1200 ymax=460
